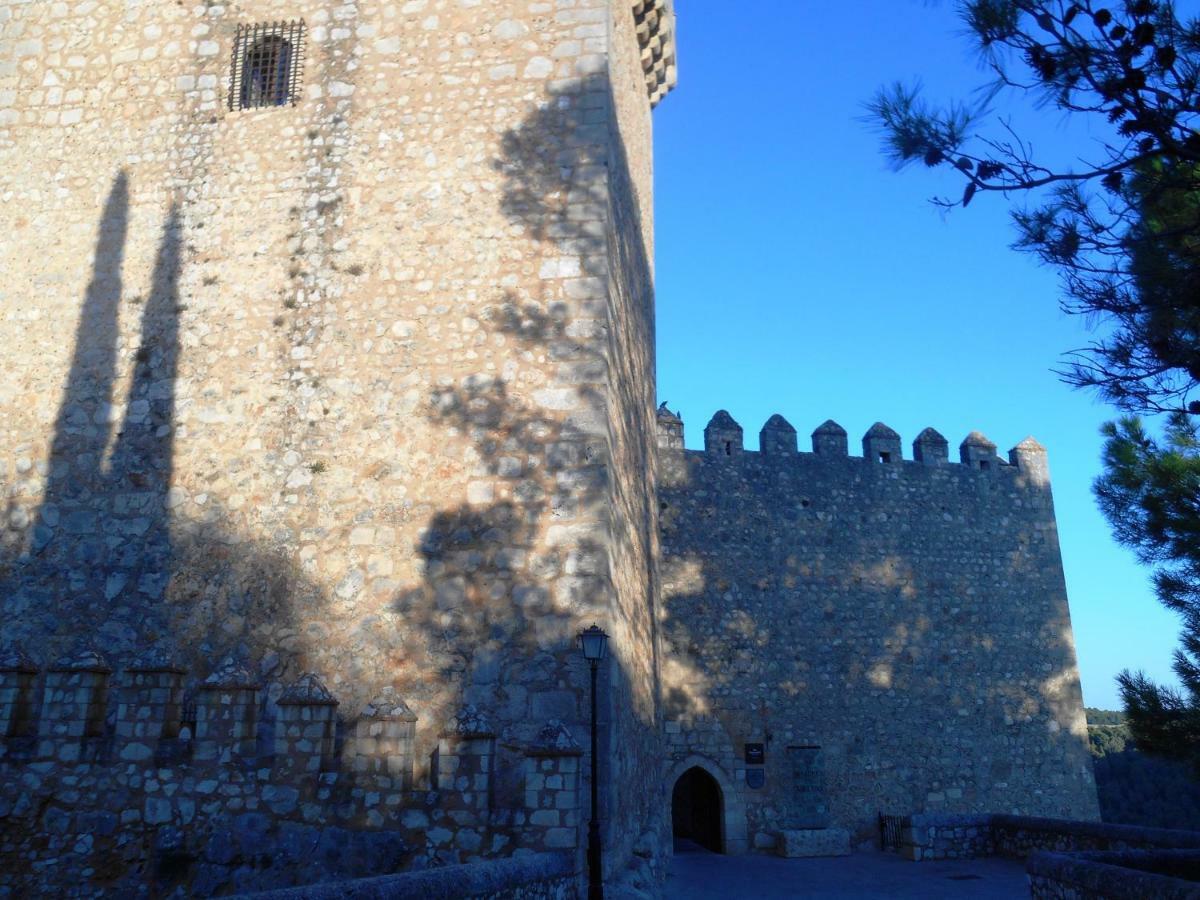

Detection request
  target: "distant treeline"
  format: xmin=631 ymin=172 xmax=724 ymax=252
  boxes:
xmin=1085 ymin=708 xmax=1200 ymax=830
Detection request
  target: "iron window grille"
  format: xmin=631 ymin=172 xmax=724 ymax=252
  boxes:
xmin=229 ymin=20 xmax=306 ymax=111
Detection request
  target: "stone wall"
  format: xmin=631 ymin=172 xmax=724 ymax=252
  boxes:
xmin=0 ymin=650 xmax=583 ymax=896
xmin=1027 ymin=850 xmax=1200 ymax=900
xmin=0 ymin=0 xmax=673 ymax=889
xmin=657 ymin=410 xmax=1100 ymax=848
xmin=894 ymin=811 xmax=1200 ymax=862
xmin=596 ymin=1 xmax=668 ymax=891
xmin=895 ymin=813 xmax=1200 ymax=899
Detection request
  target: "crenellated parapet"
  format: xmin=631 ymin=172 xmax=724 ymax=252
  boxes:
xmin=657 ymin=408 xmax=1051 ymax=484
xmin=0 ymin=656 xmax=583 ymax=893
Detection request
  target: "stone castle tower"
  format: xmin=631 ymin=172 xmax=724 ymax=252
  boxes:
xmin=0 ymin=0 xmax=677 ymax=893
xmin=0 ymin=1 xmax=1097 ymax=895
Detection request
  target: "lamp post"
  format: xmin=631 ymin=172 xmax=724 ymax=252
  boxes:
xmin=579 ymin=624 xmax=608 ymax=900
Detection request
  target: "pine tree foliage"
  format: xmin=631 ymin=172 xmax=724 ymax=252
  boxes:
xmin=869 ymin=1 xmax=1200 ymax=413
xmin=1097 ymin=415 xmax=1200 ymax=765
xmin=872 ymin=2 xmax=1200 ymax=766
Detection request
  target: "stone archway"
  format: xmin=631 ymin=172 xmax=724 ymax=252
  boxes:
xmin=666 ymin=755 xmax=748 ymax=855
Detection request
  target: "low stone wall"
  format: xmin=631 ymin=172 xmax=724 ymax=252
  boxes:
xmin=898 ymin=813 xmax=1200 ymax=862
xmin=236 ymin=852 xmax=577 ymax=899
xmin=897 ymin=813 xmax=1200 ymax=897
xmin=1028 ymin=850 xmax=1200 ymax=900
xmin=993 ymin=814 xmax=1200 ymax=858
xmin=0 ymin=650 xmax=584 ymax=897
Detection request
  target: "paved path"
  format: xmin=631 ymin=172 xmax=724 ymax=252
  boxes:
xmin=664 ymin=846 xmax=1029 ymax=899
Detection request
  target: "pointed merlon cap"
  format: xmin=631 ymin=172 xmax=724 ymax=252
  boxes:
xmin=528 ymin=719 xmax=584 ymax=757
xmin=656 ymin=402 xmax=682 ymax=426
xmin=704 ymin=410 xmax=743 ymax=456
xmin=961 ymin=431 xmax=997 ymax=450
xmin=760 ymin=414 xmax=798 ymax=456
xmin=762 ymin=414 xmax=796 ymax=433
xmin=360 ymin=686 xmax=417 ymax=722
xmin=812 ymin=419 xmax=848 ymax=456
xmin=279 ymin=673 xmax=339 ymax=706
xmin=50 ymin=646 xmax=112 ymax=674
xmin=1009 ymin=436 xmax=1050 ymax=484
xmin=201 ymin=656 xmax=259 ymax=690
xmin=0 ymin=645 xmax=38 ymax=673
xmin=913 ymin=427 xmax=950 ymax=466
xmin=864 ymin=422 xmax=900 ymax=440
xmin=706 ymin=410 xmax=741 ymax=430
xmin=445 ymin=703 xmax=495 ymax=738
xmin=863 ymin=422 xmax=902 ymax=463
xmin=960 ymin=431 xmax=999 ymax=469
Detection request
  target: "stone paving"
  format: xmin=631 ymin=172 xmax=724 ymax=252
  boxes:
xmin=665 ymin=845 xmax=1029 ymax=899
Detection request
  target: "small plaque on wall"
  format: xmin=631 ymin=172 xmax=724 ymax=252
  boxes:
xmin=745 ymin=768 xmax=765 ymax=789
xmin=744 ymin=743 xmax=765 ymax=765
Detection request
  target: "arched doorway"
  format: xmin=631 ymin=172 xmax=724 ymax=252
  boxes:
xmin=672 ymin=766 xmax=724 ymax=852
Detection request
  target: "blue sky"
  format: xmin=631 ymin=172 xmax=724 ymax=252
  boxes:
xmin=652 ymin=0 xmax=1185 ymax=710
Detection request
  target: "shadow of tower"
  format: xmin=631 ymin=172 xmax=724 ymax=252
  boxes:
xmin=1 ymin=174 xmax=182 ymax=654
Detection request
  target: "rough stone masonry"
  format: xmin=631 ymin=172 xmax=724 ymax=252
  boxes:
xmin=657 ymin=409 xmax=1099 ymax=853
xmin=0 ymin=0 xmax=1096 ymax=895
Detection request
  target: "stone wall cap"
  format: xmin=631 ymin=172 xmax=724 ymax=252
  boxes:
xmin=705 ymin=410 xmax=741 ymax=431
xmin=914 ymin=427 xmax=949 ymax=446
xmin=360 ymin=686 xmax=417 ymax=721
xmin=278 ymin=673 xmax=338 ymax=706
xmin=50 ymin=647 xmax=111 ymax=673
xmin=1012 ymin=435 xmax=1046 ymax=453
xmin=761 ymin=414 xmax=796 ymax=434
xmin=864 ymin=422 xmax=900 ymax=440
xmin=961 ymin=430 xmax=997 ymax=450
xmin=527 ymin=719 xmax=583 ymax=756
xmin=656 ymin=402 xmax=682 ymax=425
xmin=201 ymin=657 xmax=260 ymax=690
xmin=445 ymin=704 xmax=495 ymax=738
xmin=0 ymin=645 xmax=38 ymax=673
xmin=812 ymin=419 xmax=847 ymax=436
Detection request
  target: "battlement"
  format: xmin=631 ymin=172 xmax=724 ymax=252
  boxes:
xmin=0 ymin=649 xmax=583 ymax=895
xmin=633 ymin=0 xmax=679 ymax=107
xmin=656 ymin=406 xmax=1051 ymax=484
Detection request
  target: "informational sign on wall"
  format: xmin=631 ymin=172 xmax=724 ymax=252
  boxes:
xmin=744 ymin=743 xmax=764 ymax=765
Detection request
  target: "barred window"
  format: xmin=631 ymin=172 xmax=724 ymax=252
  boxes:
xmin=230 ymin=21 xmax=306 ymax=111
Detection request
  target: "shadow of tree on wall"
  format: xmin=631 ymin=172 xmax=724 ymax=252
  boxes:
xmin=490 ymin=68 xmax=667 ymax=883
xmin=655 ymin=442 xmax=1099 ymax=847
xmin=0 ymin=51 xmax=665 ymax=893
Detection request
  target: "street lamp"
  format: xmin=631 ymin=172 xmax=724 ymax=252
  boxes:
xmin=579 ymin=624 xmax=608 ymax=900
